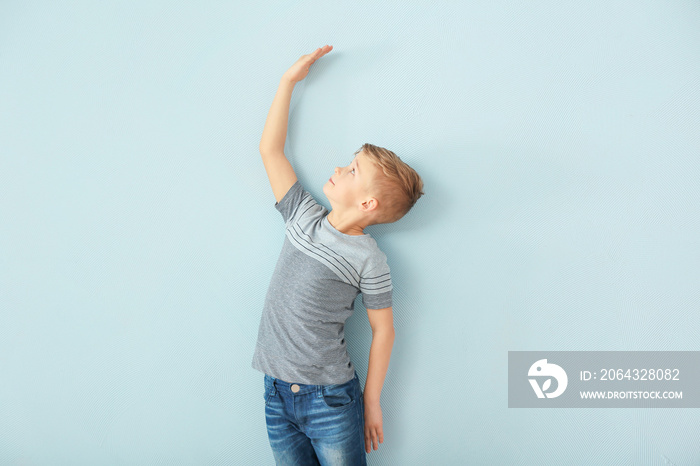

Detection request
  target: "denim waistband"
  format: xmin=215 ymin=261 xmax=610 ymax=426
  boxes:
xmin=265 ymin=371 xmax=358 ymax=395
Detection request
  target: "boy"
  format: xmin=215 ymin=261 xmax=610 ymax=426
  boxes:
xmin=251 ymin=45 xmax=424 ymax=465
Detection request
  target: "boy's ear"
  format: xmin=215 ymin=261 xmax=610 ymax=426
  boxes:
xmin=360 ymin=198 xmax=378 ymax=212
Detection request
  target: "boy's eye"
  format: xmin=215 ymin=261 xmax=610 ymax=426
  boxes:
xmin=351 ymin=168 xmax=355 ymax=175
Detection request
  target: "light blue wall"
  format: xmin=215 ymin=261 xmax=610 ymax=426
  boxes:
xmin=1 ymin=1 xmax=699 ymax=464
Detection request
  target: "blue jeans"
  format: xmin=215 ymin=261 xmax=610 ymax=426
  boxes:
xmin=263 ymin=370 xmax=367 ymax=465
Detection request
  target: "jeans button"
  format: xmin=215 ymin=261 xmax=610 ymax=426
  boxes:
xmin=291 ymin=384 xmax=300 ymax=393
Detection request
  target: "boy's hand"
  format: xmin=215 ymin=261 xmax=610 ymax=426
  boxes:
xmin=283 ymin=45 xmax=333 ymax=84
xmin=364 ymin=400 xmax=384 ymax=453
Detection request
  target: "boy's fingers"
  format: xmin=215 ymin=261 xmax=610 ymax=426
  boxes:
xmin=314 ymin=45 xmax=331 ymax=56
xmin=302 ymin=45 xmax=331 ymax=67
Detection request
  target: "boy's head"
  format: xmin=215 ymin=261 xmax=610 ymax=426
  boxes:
xmin=323 ymin=143 xmax=424 ymax=226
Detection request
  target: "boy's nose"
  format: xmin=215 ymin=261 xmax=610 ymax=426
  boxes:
xmin=334 ymin=167 xmax=340 ymax=175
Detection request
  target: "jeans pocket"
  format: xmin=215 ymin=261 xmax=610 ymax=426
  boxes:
xmin=321 ymin=379 xmax=356 ymax=410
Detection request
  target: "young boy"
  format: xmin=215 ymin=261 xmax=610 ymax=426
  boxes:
xmin=251 ymin=45 xmax=424 ymax=465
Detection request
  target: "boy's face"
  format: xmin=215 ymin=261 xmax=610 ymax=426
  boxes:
xmin=323 ymin=151 xmax=376 ymax=211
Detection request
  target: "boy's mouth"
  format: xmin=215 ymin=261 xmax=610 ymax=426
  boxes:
xmin=329 ymin=177 xmax=334 ymax=185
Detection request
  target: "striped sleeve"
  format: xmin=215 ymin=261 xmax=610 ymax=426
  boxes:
xmin=360 ymin=256 xmax=393 ymax=309
xmin=274 ymin=180 xmax=315 ymax=226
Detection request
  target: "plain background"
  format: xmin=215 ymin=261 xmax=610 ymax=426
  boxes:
xmin=1 ymin=0 xmax=699 ymax=464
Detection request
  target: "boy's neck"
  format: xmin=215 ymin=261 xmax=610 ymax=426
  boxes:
xmin=326 ymin=210 xmax=367 ymax=236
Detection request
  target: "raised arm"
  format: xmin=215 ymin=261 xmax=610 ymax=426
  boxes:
xmin=259 ymin=78 xmax=298 ymax=203
xmin=259 ymin=45 xmax=333 ymax=203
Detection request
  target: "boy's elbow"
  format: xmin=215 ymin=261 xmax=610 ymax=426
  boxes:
xmin=373 ymin=326 xmax=395 ymax=338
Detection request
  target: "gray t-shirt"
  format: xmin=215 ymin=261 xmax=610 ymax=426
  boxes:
xmin=251 ymin=180 xmax=393 ymax=385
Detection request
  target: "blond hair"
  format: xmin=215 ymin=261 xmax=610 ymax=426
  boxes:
xmin=355 ymin=143 xmax=424 ymax=225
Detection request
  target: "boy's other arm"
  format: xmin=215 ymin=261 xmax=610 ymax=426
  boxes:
xmin=364 ymin=306 xmax=395 ymax=404
xmin=364 ymin=306 xmax=394 ymax=453
xmin=259 ymin=78 xmax=298 ymax=203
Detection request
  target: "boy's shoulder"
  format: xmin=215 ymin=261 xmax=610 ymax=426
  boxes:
xmin=274 ymin=180 xmax=324 ymax=225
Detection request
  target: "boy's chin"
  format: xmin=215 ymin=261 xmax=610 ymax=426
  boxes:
xmin=324 ymin=195 xmax=334 ymax=206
